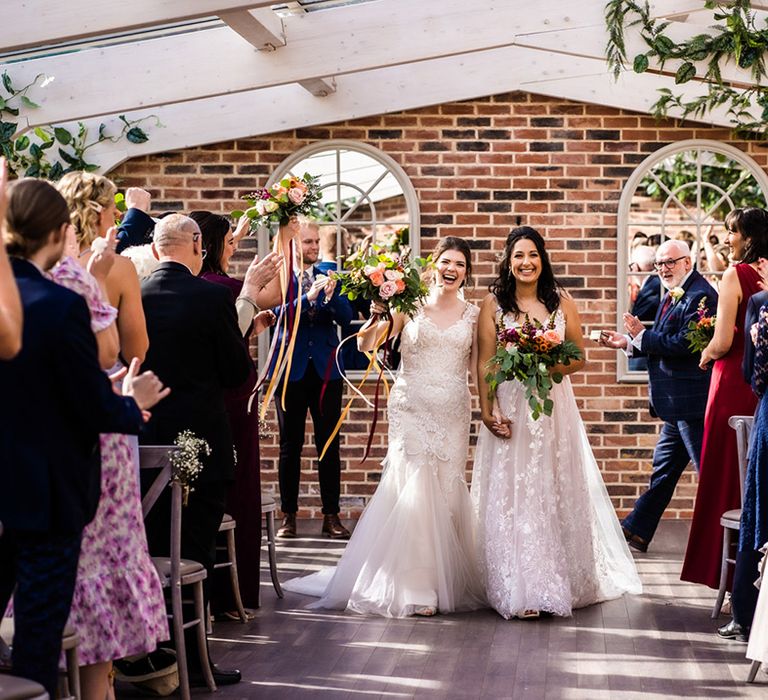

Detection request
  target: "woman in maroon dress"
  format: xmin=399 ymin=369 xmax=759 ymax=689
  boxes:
xmin=191 ymin=211 xmax=277 ymax=612
xmin=681 ymin=208 xmax=768 ymax=589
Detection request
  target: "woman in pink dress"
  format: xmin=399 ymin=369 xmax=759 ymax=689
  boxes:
xmin=681 ymin=208 xmax=768 ymax=589
xmin=56 ymin=172 xmax=168 ymax=700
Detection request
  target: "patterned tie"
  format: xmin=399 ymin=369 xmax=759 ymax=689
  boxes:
xmin=301 ymin=269 xmax=312 ymax=295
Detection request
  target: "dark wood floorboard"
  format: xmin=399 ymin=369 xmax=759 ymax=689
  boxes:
xmin=116 ymin=520 xmax=768 ymax=699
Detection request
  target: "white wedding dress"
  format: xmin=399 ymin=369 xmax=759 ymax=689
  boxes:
xmin=471 ymin=308 xmax=642 ymax=619
xmin=283 ymin=303 xmax=486 ymax=617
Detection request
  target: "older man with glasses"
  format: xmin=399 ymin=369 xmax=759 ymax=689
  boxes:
xmin=600 ymin=239 xmax=718 ymax=552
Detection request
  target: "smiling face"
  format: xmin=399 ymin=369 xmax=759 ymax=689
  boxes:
xmin=435 ymin=248 xmax=468 ymax=290
xmin=655 ymin=240 xmax=692 ymax=289
xmin=726 ymin=224 xmax=746 ymax=262
xmin=220 ymin=228 xmax=236 ymax=272
xmin=509 ymin=237 xmax=542 ymax=284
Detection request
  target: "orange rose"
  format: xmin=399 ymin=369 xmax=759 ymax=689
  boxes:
xmin=369 ymin=270 xmax=385 ymax=286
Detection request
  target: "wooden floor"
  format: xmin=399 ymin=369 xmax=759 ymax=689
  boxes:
xmin=123 ymin=520 xmax=768 ymax=699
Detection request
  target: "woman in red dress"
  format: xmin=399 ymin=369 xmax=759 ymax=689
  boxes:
xmin=681 ymin=208 xmax=768 ymax=588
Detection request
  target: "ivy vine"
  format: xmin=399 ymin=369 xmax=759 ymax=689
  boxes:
xmin=604 ymin=0 xmax=768 ymax=134
xmin=0 ymin=71 xmax=160 ymax=180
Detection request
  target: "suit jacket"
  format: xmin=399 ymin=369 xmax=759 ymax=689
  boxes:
xmin=743 ymin=290 xmax=768 ymax=384
xmin=0 ymin=258 xmax=143 ymax=533
xmin=140 ymin=262 xmax=251 ymax=483
xmin=269 ymin=265 xmax=354 ymax=382
xmin=640 ymin=269 xmax=718 ymax=422
xmin=115 ymin=208 xmax=155 ymax=254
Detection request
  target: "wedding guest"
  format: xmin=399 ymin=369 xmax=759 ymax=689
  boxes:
xmin=283 ymin=237 xmax=485 ymax=616
xmin=682 ymin=208 xmax=768 ymax=591
xmin=270 ymin=219 xmax=354 ymax=539
xmin=627 ymin=245 xmax=661 ymax=371
xmin=141 ymin=214 xmax=251 ymax=686
xmin=601 ymin=239 xmax=717 ymax=551
xmin=0 ymin=178 xmax=167 ymax=698
xmin=190 ymin=210 xmax=281 ymax=614
xmin=718 ymin=304 xmax=768 ymax=642
xmin=115 ymin=187 xmax=156 ymax=253
xmin=473 ymin=227 xmax=640 ymax=619
xmin=57 ymin=172 xmax=148 ymax=363
xmin=0 ymin=158 xmax=22 ymax=359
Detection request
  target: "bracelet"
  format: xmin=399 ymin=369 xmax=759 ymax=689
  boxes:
xmin=237 ymin=295 xmax=261 ymax=313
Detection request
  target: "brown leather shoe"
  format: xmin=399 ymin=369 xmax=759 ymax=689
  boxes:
xmin=622 ymin=526 xmax=648 ymax=553
xmin=277 ymin=513 xmax=297 ymax=538
xmin=322 ymin=514 xmax=350 ymax=539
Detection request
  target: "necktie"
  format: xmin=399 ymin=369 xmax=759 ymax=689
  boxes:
xmin=658 ymin=292 xmax=672 ymax=319
xmin=301 ymin=269 xmax=312 ymax=295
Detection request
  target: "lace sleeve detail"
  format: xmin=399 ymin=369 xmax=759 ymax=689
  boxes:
xmin=465 ymin=303 xmax=480 ymax=325
xmin=753 ymin=304 xmax=768 ymax=397
xmin=51 ymin=257 xmax=118 ymax=333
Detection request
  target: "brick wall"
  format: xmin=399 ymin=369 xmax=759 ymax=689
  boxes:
xmin=110 ymin=91 xmax=768 ymax=519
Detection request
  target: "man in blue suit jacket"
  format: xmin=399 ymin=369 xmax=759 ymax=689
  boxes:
xmin=601 ymin=239 xmax=717 ymax=551
xmin=0 ymin=178 xmax=167 ymax=696
xmin=270 ymin=220 xmax=353 ymax=539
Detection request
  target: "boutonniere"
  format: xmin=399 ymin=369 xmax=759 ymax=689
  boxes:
xmin=670 ymin=287 xmax=685 ymax=304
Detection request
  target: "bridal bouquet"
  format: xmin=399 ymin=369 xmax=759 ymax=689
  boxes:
xmin=234 ymin=173 xmax=322 ymax=228
xmin=334 ymin=243 xmax=431 ymax=317
xmin=686 ymin=297 xmax=716 ymax=353
xmin=486 ymin=314 xmax=582 ymax=420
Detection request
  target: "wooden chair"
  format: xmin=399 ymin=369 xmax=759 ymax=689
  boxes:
xmin=0 ymin=618 xmax=79 ymax=699
xmin=260 ymin=494 xmax=284 ymax=606
xmin=0 ymin=675 xmax=48 ymax=699
xmin=712 ymin=415 xmax=754 ymax=619
xmin=214 ymin=514 xmax=248 ymax=623
xmin=139 ymin=446 xmax=216 ymax=700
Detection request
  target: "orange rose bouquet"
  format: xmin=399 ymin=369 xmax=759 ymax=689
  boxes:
xmin=686 ymin=296 xmax=716 ymax=353
xmin=486 ymin=313 xmax=582 ymax=420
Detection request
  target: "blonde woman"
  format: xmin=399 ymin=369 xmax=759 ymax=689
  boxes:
xmin=57 ymin=172 xmax=148 ymax=362
xmin=56 ymin=172 xmax=167 ymax=700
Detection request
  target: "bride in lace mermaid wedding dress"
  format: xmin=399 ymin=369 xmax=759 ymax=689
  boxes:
xmin=473 ymin=228 xmax=641 ymax=619
xmin=283 ymin=238 xmax=485 ymax=617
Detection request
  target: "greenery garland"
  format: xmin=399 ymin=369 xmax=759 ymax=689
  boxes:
xmin=0 ymin=71 xmax=159 ymax=180
xmin=604 ymin=0 xmax=768 ymax=134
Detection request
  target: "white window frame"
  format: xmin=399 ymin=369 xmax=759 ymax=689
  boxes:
xmin=616 ymin=139 xmax=768 ymax=382
xmin=257 ymin=139 xmax=420 ymax=377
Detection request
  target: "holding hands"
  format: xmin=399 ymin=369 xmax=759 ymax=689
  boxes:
xmin=482 ymin=398 xmax=512 ymax=440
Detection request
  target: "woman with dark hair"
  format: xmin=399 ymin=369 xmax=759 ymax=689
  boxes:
xmin=682 ymin=207 xmax=768 ymax=594
xmin=283 ymin=236 xmax=486 ymax=617
xmin=472 ymin=227 xmax=641 ymax=620
xmin=189 ymin=210 xmax=278 ymax=615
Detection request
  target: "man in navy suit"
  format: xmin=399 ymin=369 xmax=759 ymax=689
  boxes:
xmin=601 ymin=239 xmax=717 ymax=552
xmin=0 ymin=177 xmax=168 ymax=696
xmin=271 ymin=220 xmax=353 ymax=539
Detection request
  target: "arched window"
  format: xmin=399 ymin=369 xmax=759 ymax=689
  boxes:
xmin=616 ymin=140 xmax=768 ymax=381
xmin=257 ymin=140 xmax=420 ymax=374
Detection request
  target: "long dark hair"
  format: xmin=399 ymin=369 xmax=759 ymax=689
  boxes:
xmin=726 ymin=207 xmax=768 ymax=264
xmin=433 ymin=235 xmax=473 ymax=288
xmin=189 ymin=210 xmax=230 ymax=275
xmin=490 ymin=226 xmax=561 ymax=316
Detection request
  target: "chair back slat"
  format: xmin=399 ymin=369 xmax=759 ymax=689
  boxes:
xmin=139 ymin=446 xmax=179 ymax=519
xmin=728 ymin=415 xmax=754 ymax=507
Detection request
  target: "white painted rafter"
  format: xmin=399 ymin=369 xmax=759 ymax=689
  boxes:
xmin=5 ymin=0 xmax=711 ymax=131
xmin=0 ymin=1 xmax=276 ymax=53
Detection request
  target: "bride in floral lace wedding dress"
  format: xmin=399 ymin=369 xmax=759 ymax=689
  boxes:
xmin=473 ymin=227 xmax=641 ymax=619
xmin=283 ymin=237 xmax=485 ymax=617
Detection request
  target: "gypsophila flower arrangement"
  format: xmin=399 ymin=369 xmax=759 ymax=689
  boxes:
xmin=334 ymin=243 xmax=431 ymax=317
xmin=686 ymin=297 xmax=716 ymax=353
xmin=486 ymin=313 xmax=582 ymax=420
xmin=233 ymin=174 xmax=322 ymax=229
xmin=170 ymin=430 xmax=211 ymax=505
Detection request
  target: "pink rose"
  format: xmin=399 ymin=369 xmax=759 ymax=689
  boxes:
xmin=505 ymin=342 xmax=515 ymax=352
xmin=543 ymin=329 xmax=561 ymax=345
xmin=369 ymin=270 xmax=385 ymax=287
xmin=379 ymin=280 xmax=398 ymax=299
xmin=385 ymin=269 xmax=404 ymax=281
xmin=288 ymin=187 xmax=305 ymax=205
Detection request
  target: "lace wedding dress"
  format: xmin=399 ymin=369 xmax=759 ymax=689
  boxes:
xmin=472 ymin=308 xmax=642 ymax=619
xmin=283 ymin=304 xmax=486 ymax=617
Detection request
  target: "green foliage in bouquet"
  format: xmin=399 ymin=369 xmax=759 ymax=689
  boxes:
xmin=233 ymin=174 xmax=322 ymax=229
xmin=686 ymin=297 xmax=716 ymax=353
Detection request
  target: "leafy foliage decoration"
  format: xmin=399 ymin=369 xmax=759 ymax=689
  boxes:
xmin=604 ymin=0 xmax=768 ymax=135
xmin=0 ymin=71 xmax=160 ymax=179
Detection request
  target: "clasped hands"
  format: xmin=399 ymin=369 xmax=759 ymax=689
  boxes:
xmin=482 ymin=399 xmax=512 ymax=439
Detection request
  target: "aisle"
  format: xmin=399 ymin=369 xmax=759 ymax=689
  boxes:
xmin=122 ymin=520 xmax=768 ymax=699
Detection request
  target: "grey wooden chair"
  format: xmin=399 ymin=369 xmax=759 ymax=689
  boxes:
xmin=712 ymin=415 xmax=754 ymax=619
xmin=0 ymin=675 xmax=48 ymax=699
xmin=0 ymin=617 xmax=79 ymax=699
xmin=260 ymin=494 xmax=284 ymax=605
xmin=139 ymin=446 xmax=216 ymax=700
xmin=214 ymin=514 xmax=248 ymax=623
